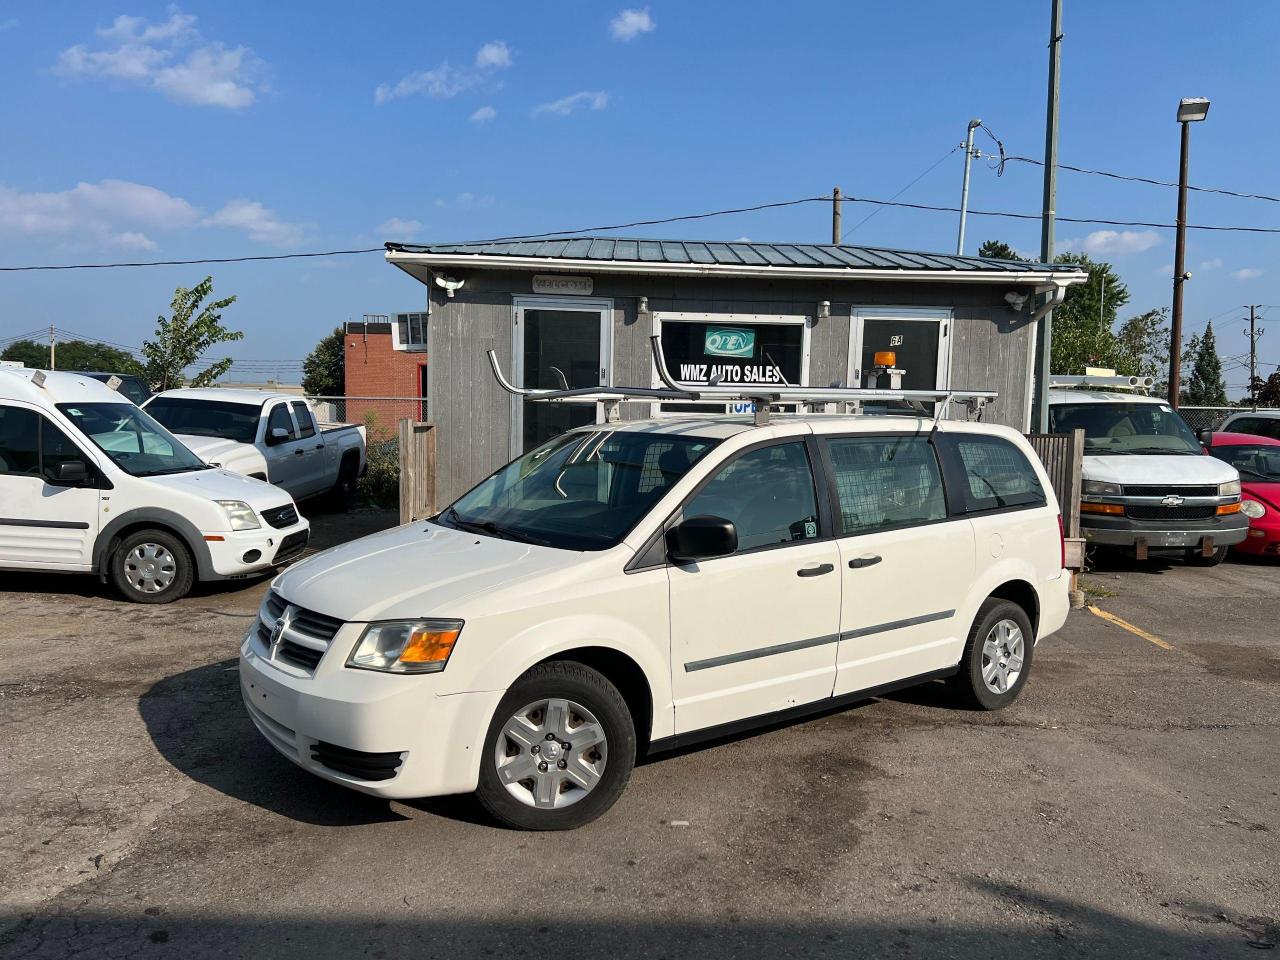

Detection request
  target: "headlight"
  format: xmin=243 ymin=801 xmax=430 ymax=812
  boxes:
xmin=217 ymin=500 xmax=260 ymax=530
xmin=1082 ymin=480 xmax=1123 ymax=497
xmin=1219 ymin=480 xmax=1241 ymax=497
xmin=347 ymin=619 xmax=464 ymax=674
xmin=1241 ymin=499 xmax=1266 ymax=519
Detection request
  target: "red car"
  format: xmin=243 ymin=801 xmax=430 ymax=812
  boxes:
xmin=1206 ymin=431 xmax=1280 ymax=556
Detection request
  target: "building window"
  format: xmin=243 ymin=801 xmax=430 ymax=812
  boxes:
xmin=393 ymin=312 xmax=429 ymax=352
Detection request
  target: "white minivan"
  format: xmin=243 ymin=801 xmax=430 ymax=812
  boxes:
xmin=0 ymin=369 xmax=310 ymax=603
xmin=241 ymin=412 xmax=1068 ymax=830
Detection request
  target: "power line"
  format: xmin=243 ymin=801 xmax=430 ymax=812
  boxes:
xmin=841 ymin=145 xmax=960 ymax=241
xmin=1001 ymin=155 xmax=1280 ymax=203
xmin=0 ymin=247 xmax=383 ymax=273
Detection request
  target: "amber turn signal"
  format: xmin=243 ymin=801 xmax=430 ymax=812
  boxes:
xmin=398 ymin=626 xmax=462 ymax=664
xmin=1080 ymin=501 xmax=1125 ymax=516
xmin=1216 ymin=502 xmax=1242 ymax=515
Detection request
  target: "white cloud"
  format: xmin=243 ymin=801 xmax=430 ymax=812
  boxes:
xmin=54 ymin=11 xmax=266 ymax=109
xmin=474 ymin=41 xmax=511 ymax=70
xmin=533 ymin=90 xmax=610 ymax=117
xmin=1200 ymin=257 xmax=1223 ymax=270
xmin=1232 ymin=267 xmax=1263 ymax=280
xmin=610 ymin=8 xmax=655 ymax=41
xmin=735 ymin=236 xmax=751 ymax=242
xmin=1060 ymin=229 xmax=1161 ymax=255
xmin=111 ymin=231 xmax=158 ymax=251
xmin=469 ymin=105 xmax=497 ymax=124
xmin=1156 ymin=263 xmax=1173 ymax=277
xmin=202 ymin=199 xmax=306 ymax=246
xmin=376 ymin=40 xmax=511 ymax=104
xmin=0 ymin=179 xmax=198 ymax=244
xmin=433 ymin=192 xmax=495 ymax=210
xmin=377 ymin=217 xmax=422 ymax=239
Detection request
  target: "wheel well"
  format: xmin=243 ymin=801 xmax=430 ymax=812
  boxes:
xmin=339 ymin=450 xmax=359 ymax=472
xmin=100 ymin=522 xmax=195 ymax=573
xmin=539 ymin=647 xmax=654 ymax=750
xmin=988 ymin=580 xmax=1040 ymax=634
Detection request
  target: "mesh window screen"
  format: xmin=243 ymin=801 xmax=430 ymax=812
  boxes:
xmin=827 ymin=436 xmax=946 ymax=535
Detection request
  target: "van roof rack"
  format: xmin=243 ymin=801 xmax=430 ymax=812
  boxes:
xmin=1049 ymin=374 xmax=1154 ymax=394
xmin=486 ymin=336 xmax=997 ymax=427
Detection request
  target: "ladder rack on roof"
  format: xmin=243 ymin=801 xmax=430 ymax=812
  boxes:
xmin=485 ymin=336 xmax=998 ymax=427
xmin=1049 ymin=374 xmax=1154 ymax=394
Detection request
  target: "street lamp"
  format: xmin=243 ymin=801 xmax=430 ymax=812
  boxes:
xmin=1169 ymin=97 xmax=1210 ymax=407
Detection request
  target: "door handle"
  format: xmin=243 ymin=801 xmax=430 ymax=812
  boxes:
xmin=314 ymin=444 xmax=324 ymax=450
xmin=848 ymin=555 xmax=882 ymax=569
xmin=797 ymin=563 xmax=834 ymax=577
xmin=294 ymin=449 xmax=305 ymax=456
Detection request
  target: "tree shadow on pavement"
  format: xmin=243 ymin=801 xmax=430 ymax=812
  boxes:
xmin=138 ymin=658 xmax=406 ymax=828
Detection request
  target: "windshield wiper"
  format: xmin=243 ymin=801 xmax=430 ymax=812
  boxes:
xmin=440 ymin=507 xmax=545 ymax=545
xmin=1126 ymin=447 xmax=1199 ymax=456
xmin=136 ymin=463 xmax=214 ymax=477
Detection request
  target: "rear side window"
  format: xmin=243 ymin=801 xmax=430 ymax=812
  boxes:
xmin=826 ymin=435 xmax=946 ymax=535
xmin=0 ymin=406 xmax=39 ymax=476
xmin=291 ymin=402 xmax=316 ymax=439
xmin=1226 ymin=416 xmax=1280 ymax=441
xmin=682 ymin=441 xmax=819 ymax=552
xmin=947 ymin=435 xmax=1046 ymax=513
xmin=267 ymin=404 xmax=297 ymax=440
xmin=117 ymin=379 xmax=149 ymax=405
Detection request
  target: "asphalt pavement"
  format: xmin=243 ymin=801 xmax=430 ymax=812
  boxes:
xmin=1 ymin=510 xmax=1276 ymax=959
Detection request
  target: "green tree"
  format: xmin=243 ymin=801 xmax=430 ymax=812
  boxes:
xmin=1 ymin=339 xmax=145 ymax=375
xmin=977 ymin=239 xmax=1024 ymax=262
xmin=1114 ymin=307 xmax=1170 ymax=388
xmin=141 ymin=276 xmax=242 ymax=390
xmin=302 ymin=327 xmax=345 ymax=396
xmin=1181 ymin=321 xmax=1228 ymax=406
xmin=1256 ymin=371 xmax=1280 ymax=407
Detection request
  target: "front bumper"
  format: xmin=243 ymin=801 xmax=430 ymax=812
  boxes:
xmin=204 ymin=519 xmax=311 ymax=578
xmin=239 ymin=629 xmax=502 ymax=799
xmin=1081 ymin=513 xmax=1249 ymax=549
xmin=1232 ymin=519 xmax=1280 ymax=555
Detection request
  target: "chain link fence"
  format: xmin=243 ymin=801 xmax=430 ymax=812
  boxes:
xmin=1177 ymin=406 xmax=1268 ymax=434
xmin=303 ymin=396 xmax=427 ymax=510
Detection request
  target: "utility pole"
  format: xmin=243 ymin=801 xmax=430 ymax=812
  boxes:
xmin=1032 ymin=0 xmax=1063 ymax=433
xmin=831 ymin=186 xmax=842 ymax=245
xmin=1168 ymin=98 xmax=1210 ymax=408
xmin=956 ymin=118 xmax=982 ymax=255
xmin=49 ymin=325 xmax=56 ymax=371
xmin=1246 ymin=304 xmax=1264 ymax=409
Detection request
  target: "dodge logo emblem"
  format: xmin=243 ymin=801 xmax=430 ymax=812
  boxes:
xmin=1161 ymin=495 xmax=1185 ymax=507
xmin=269 ymin=608 xmax=292 ymax=658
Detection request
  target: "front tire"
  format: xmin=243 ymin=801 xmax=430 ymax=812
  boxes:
xmin=476 ymin=661 xmax=635 ymax=831
xmin=109 ymin=529 xmax=195 ymax=604
xmin=948 ymin=598 xmax=1035 ymax=710
xmin=1185 ymin=545 xmax=1228 ymax=566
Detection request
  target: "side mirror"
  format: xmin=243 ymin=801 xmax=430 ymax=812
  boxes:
xmin=268 ymin=427 xmax=290 ymax=445
xmin=55 ymin=460 xmax=89 ymax=484
xmin=666 ymin=515 xmax=738 ymax=564
xmin=1197 ymin=427 xmax=1213 ymax=447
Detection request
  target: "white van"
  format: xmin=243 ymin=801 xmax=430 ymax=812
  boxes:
xmin=0 ymin=369 xmax=310 ymax=603
xmin=241 ymin=412 xmax=1068 ymax=830
xmin=1047 ymin=381 xmax=1245 ymax=564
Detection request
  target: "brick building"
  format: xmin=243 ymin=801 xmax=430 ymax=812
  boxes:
xmin=343 ymin=314 xmax=428 ymax=437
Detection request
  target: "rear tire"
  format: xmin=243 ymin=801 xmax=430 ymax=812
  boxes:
xmin=1185 ymin=545 xmax=1228 ymax=566
xmin=331 ymin=457 xmax=359 ymax=512
xmin=109 ymin=529 xmax=195 ymax=604
xmin=947 ymin=598 xmax=1035 ymax=710
xmin=476 ymin=661 xmax=635 ymax=831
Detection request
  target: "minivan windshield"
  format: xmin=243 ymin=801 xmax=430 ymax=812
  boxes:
xmin=143 ymin=397 xmax=260 ymax=444
xmin=438 ymin=430 xmax=719 ymax=550
xmin=57 ymin=402 xmax=210 ymax=477
xmin=1048 ymin=401 xmax=1202 ymax=455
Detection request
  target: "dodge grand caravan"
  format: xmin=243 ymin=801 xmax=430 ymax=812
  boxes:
xmin=241 ymin=414 xmax=1068 ymax=829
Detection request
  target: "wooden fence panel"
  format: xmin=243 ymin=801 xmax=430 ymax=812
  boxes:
xmin=398 ymin=419 xmax=437 ymax=524
xmin=1025 ymin=429 xmax=1085 ymax=538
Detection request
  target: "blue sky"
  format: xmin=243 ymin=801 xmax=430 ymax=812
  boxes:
xmin=1 ymin=1 xmax=1277 ymax=391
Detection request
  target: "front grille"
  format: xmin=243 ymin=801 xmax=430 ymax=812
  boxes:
xmin=273 ymin=530 xmax=309 ymax=564
xmin=255 ymin=590 xmax=345 ymax=675
xmin=1123 ymin=485 xmax=1217 ymax=498
xmin=1126 ymin=505 xmax=1217 ymax=521
xmin=310 ymin=741 xmax=404 ymax=781
xmin=262 ymin=504 xmax=299 ymax=529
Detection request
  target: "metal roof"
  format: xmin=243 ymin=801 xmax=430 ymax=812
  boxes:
xmin=385 ymin=237 xmax=1082 ymax=276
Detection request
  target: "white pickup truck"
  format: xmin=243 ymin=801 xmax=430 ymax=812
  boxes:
xmin=143 ymin=389 xmax=366 ymax=505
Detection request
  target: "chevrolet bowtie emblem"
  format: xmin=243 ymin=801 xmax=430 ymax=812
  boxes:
xmin=1161 ymin=495 xmax=1185 ymax=507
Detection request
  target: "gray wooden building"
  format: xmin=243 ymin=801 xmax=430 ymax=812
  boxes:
xmin=386 ymin=238 xmax=1086 ymax=504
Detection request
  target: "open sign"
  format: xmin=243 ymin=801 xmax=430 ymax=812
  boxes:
xmin=704 ymin=327 xmax=756 ymax=357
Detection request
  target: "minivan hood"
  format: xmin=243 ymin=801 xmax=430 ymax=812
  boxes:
xmin=147 ymin=467 xmax=289 ymax=510
xmin=271 ymin=521 xmax=582 ymax=622
xmin=1082 ymin=453 xmax=1238 ymax=486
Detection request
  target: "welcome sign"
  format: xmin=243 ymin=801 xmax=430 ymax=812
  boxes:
xmin=704 ymin=327 xmax=755 ymax=357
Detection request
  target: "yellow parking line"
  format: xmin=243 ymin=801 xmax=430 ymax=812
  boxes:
xmin=1087 ymin=605 xmax=1174 ymax=650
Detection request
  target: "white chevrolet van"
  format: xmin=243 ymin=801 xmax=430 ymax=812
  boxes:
xmin=0 ymin=369 xmax=310 ymax=603
xmin=241 ymin=411 xmax=1068 ymax=830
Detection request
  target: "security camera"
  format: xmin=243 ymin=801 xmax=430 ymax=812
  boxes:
xmin=434 ymin=275 xmax=466 ymax=298
xmin=1004 ymin=291 xmax=1028 ymax=311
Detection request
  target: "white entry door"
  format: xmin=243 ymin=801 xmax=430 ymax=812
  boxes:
xmin=849 ymin=307 xmax=952 ymax=391
xmin=512 ymin=296 xmax=613 ymax=456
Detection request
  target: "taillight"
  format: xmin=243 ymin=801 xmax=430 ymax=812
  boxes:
xmin=1057 ymin=514 xmax=1066 ymax=569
